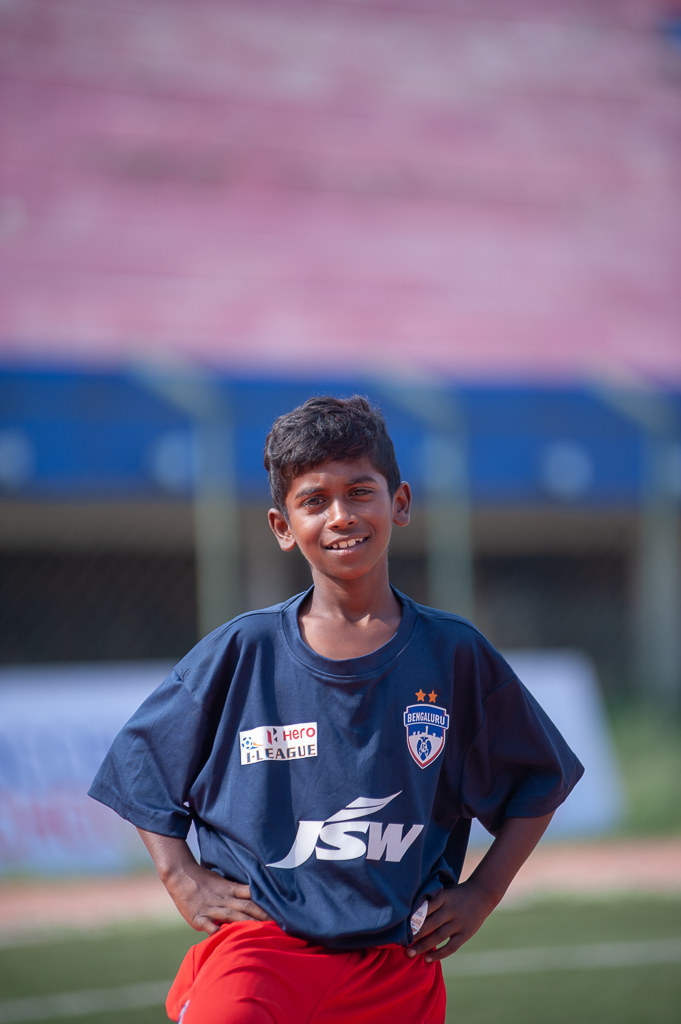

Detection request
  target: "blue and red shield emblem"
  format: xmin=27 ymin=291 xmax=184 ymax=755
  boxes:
xmin=403 ymin=704 xmax=450 ymax=769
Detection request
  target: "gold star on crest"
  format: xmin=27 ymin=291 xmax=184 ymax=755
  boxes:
xmin=428 ymin=691 xmax=438 ymax=703
xmin=415 ymin=689 xmax=426 ymax=702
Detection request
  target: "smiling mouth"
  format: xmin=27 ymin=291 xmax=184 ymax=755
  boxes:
xmin=325 ymin=536 xmax=368 ymax=550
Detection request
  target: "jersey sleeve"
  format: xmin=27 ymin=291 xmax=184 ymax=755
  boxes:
xmin=459 ymin=671 xmax=584 ymax=836
xmin=88 ymin=669 xmax=210 ymax=838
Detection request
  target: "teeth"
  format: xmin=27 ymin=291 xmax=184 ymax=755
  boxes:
xmin=330 ymin=537 xmax=364 ymax=550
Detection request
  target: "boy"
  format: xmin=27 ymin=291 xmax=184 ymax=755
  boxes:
xmin=89 ymin=395 xmax=583 ymax=1024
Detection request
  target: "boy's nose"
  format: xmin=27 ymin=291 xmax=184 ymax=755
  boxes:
xmin=327 ymin=500 xmax=357 ymax=527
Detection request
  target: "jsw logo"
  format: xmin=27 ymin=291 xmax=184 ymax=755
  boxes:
xmin=266 ymin=791 xmax=423 ymax=869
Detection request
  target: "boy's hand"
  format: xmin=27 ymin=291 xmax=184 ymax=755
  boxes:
xmin=164 ymin=858 xmax=273 ymax=935
xmin=136 ymin=828 xmax=272 ymax=935
xmin=406 ymin=878 xmax=495 ymax=962
xmin=406 ymin=812 xmax=555 ymax=962
xmin=163 ymin=860 xmax=270 ymax=933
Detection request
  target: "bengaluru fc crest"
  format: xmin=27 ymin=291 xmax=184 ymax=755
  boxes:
xmin=403 ymin=696 xmax=450 ymax=769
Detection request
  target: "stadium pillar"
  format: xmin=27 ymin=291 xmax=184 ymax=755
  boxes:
xmin=596 ymin=383 xmax=681 ymax=712
xmin=636 ymin=434 xmax=681 ymax=713
xmin=192 ymin=406 xmax=241 ymax=636
xmin=423 ymin=430 xmax=474 ymax=620
xmin=134 ymin=364 xmax=242 ymax=638
xmin=379 ymin=381 xmax=474 ymax=620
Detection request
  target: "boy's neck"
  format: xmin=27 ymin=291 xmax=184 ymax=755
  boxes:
xmin=298 ymin=569 xmax=402 ymax=660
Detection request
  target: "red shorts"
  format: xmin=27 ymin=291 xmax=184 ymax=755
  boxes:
xmin=166 ymin=921 xmax=446 ymax=1024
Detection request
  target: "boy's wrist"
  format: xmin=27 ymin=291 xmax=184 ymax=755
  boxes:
xmin=157 ymin=848 xmax=199 ymax=889
xmin=157 ymin=857 xmax=186 ymax=887
xmin=465 ymin=812 xmax=555 ymax=911
xmin=462 ymin=873 xmax=504 ymax=914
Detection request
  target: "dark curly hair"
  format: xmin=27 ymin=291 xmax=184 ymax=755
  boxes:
xmin=264 ymin=395 xmax=402 ymax=516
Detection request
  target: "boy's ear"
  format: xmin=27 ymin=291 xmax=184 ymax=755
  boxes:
xmin=392 ymin=481 xmax=411 ymax=528
xmin=268 ymin=508 xmax=298 ymax=551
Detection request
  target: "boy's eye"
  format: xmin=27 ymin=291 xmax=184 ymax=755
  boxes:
xmin=300 ymin=487 xmax=372 ymax=506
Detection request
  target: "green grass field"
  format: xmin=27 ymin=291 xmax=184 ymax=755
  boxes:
xmin=608 ymin=702 xmax=681 ymax=837
xmin=0 ymin=895 xmax=679 ymax=1024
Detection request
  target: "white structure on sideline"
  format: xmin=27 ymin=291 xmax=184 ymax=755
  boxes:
xmin=470 ymin=650 xmax=624 ymax=846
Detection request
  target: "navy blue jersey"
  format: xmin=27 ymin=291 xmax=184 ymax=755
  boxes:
xmin=89 ymin=588 xmax=583 ymax=949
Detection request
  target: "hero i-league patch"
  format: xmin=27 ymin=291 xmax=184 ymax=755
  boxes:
xmin=403 ymin=691 xmax=449 ymax=768
xmin=240 ymin=722 xmax=318 ymax=765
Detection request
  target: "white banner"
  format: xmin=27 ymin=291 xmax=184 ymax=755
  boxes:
xmin=0 ymin=651 xmax=624 ymax=874
xmin=0 ymin=662 xmax=169 ymax=875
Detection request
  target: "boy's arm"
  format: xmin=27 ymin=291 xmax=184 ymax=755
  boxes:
xmin=137 ymin=828 xmax=272 ymax=935
xmin=407 ymin=811 xmax=554 ymax=962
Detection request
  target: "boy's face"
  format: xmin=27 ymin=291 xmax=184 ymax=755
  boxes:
xmin=268 ymin=456 xmax=411 ymax=584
